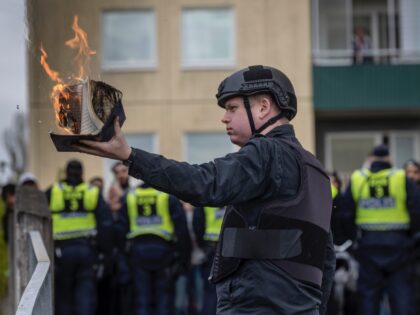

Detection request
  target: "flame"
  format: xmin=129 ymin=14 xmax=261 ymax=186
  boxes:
xmin=39 ymin=15 xmax=95 ymax=134
xmin=65 ymin=15 xmax=96 ymax=80
xmin=40 ymin=46 xmax=63 ymax=84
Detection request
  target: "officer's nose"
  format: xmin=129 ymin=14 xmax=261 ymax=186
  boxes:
xmin=221 ymin=111 xmax=229 ymax=124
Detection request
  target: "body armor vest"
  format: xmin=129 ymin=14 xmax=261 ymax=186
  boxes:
xmin=210 ymin=140 xmax=332 ymax=287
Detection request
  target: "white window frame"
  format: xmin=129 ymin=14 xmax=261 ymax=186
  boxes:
xmin=311 ymin=0 xmax=354 ymax=66
xmin=101 ymin=10 xmax=158 ymax=71
xmin=180 ymin=7 xmax=236 ymax=70
xmin=181 ymin=132 xmax=237 ymax=164
xmin=389 ymin=130 xmax=420 ymax=166
xmin=324 ymin=131 xmax=383 ymax=171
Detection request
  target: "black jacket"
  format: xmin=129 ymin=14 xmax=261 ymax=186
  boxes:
xmin=127 ymin=124 xmax=335 ymax=311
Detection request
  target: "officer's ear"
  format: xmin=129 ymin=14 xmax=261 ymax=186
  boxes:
xmin=256 ymin=95 xmax=275 ymax=119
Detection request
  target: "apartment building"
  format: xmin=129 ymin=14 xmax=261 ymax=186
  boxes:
xmin=28 ymin=0 xmax=314 ymax=188
xmin=312 ymin=0 xmax=420 ymax=178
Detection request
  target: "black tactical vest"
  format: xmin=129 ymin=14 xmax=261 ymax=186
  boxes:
xmin=210 ymin=140 xmax=332 ymax=287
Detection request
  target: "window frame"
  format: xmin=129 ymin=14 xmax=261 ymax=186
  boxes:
xmin=182 ymin=131 xmax=236 ymax=164
xmin=101 ymin=9 xmax=158 ymax=72
xmin=180 ymin=7 xmax=236 ymax=70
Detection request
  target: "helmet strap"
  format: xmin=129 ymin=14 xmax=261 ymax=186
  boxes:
xmin=243 ymin=96 xmax=257 ymax=135
xmin=255 ymin=113 xmax=284 ymax=134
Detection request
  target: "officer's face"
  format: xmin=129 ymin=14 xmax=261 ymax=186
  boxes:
xmin=405 ymin=164 xmax=420 ymax=183
xmin=221 ymin=97 xmax=252 ymax=146
xmin=113 ymin=164 xmax=129 ymax=185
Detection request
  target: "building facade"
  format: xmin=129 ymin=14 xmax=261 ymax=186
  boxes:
xmin=28 ymin=0 xmax=314 ymax=189
xmin=312 ymin=0 xmax=420 ymax=180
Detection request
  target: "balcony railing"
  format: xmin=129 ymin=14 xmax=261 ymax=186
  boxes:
xmin=313 ymin=49 xmax=420 ymax=66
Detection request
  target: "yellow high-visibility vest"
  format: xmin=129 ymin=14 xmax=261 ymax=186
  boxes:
xmin=331 ymin=184 xmax=338 ymax=199
xmin=50 ymin=182 xmax=99 ymax=240
xmin=204 ymin=206 xmax=225 ymax=242
xmin=126 ymin=187 xmax=174 ymax=241
xmin=351 ymin=168 xmax=409 ymax=231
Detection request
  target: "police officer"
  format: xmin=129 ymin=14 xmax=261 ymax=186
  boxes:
xmin=341 ymin=145 xmax=420 ymax=315
xmin=193 ymin=206 xmax=225 ymax=315
xmin=120 ymin=183 xmax=191 ymax=315
xmin=75 ymin=65 xmax=335 ymax=314
xmin=46 ymin=160 xmax=111 ymax=315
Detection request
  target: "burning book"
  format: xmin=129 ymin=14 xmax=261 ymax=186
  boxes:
xmin=50 ymin=79 xmax=126 ymax=152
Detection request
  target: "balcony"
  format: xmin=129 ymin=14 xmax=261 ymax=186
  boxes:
xmin=313 ymin=64 xmax=420 ymax=112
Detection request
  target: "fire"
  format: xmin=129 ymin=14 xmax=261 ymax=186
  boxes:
xmin=65 ymin=15 xmax=96 ymax=80
xmin=40 ymin=15 xmax=95 ymax=134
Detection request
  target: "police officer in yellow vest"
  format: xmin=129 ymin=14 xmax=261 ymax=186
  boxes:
xmin=121 ymin=183 xmax=191 ymax=315
xmin=193 ymin=206 xmax=225 ymax=315
xmin=341 ymin=145 xmax=420 ymax=315
xmin=47 ymin=160 xmax=112 ymax=315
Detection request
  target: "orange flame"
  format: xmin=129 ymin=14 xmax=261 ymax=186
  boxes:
xmin=39 ymin=15 xmax=95 ymax=134
xmin=65 ymin=15 xmax=96 ymax=80
xmin=40 ymin=46 xmax=63 ymax=84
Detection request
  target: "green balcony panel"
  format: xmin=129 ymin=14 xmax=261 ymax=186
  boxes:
xmin=313 ymin=64 xmax=420 ymax=111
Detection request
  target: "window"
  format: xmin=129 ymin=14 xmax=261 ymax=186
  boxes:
xmin=183 ymin=132 xmax=235 ymax=164
xmin=325 ymin=132 xmax=382 ymax=174
xmin=312 ymin=0 xmax=353 ymax=65
xmin=181 ymin=8 xmax=235 ymax=68
xmin=102 ymin=10 xmax=157 ymax=70
xmin=325 ymin=130 xmax=420 ymax=182
xmin=389 ymin=132 xmax=420 ymax=168
xmin=102 ymin=133 xmax=158 ymax=195
xmin=312 ymin=0 xmax=420 ymax=65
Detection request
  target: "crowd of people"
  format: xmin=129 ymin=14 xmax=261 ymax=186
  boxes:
xmin=328 ymin=145 xmax=420 ymax=315
xmin=2 ymin=147 xmax=420 ymax=315
xmin=0 ymin=159 xmax=224 ymax=315
xmin=1 ymin=64 xmax=420 ymax=315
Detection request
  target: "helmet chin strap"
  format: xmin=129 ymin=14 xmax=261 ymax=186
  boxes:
xmin=243 ymin=96 xmax=285 ymax=136
xmin=243 ymin=96 xmax=256 ymax=135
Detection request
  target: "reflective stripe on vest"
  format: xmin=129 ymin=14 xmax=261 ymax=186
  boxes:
xmin=204 ymin=207 xmax=225 ymax=242
xmin=49 ymin=182 xmax=99 ymax=240
xmin=351 ymin=168 xmax=409 ymax=231
xmin=126 ymin=187 xmax=174 ymax=241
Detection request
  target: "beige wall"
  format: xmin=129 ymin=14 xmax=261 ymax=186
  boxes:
xmin=28 ymin=0 xmax=313 ymax=189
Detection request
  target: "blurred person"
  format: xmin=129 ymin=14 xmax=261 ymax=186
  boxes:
xmin=120 ymin=183 xmax=191 ymax=315
xmin=89 ymin=176 xmax=104 ymax=195
xmin=175 ymin=201 xmax=205 ymax=315
xmin=46 ymin=159 xmax=112 ymax=315
xmin=404 ymin=159 xmax=420 ymax=187
xmin=341 ymin=145 xmax=420 ymax=315
xmin=74 ymin=65 xmax=335 ymax=315
xmin=18 ymin=172 xmax=39 ymax=188
xmin=1 ymin=184 xmax=15 ymax=244
xmin=0 ymin=184 xmax=14 ymax=312
xmin=404 ymin=159 xmax=420 ymax=315
xmin=95 ymin=171 xmax=131 ymax=315
xmin=326 ymin=172 xmax=358 ymax=315
xmin=108 ymin=162 xmax=131 ymax=218
xmin=193 ymin=206 xmax=225 ymax=315
xmin=353 ymin=26 xmax=373 ymax=64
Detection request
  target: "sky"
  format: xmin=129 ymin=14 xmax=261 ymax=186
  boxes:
xmin=0 ymin=0 xmax=27 ymax=183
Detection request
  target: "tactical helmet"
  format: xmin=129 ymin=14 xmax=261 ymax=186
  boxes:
xmin=216 ymin=65 xmax=297 ymax=120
